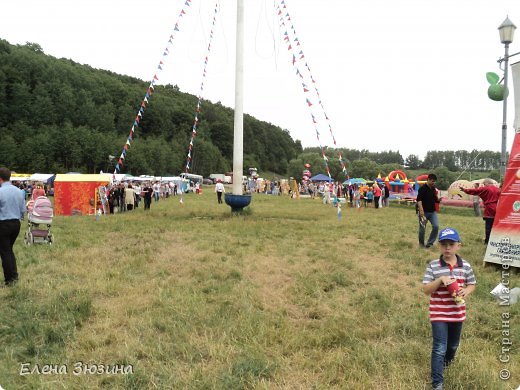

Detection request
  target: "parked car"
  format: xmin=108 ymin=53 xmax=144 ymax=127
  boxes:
xmin=202 ymin=178 xmax=213 ymax=185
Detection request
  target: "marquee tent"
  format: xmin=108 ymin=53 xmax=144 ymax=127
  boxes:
xmin=10 ymin=174 xmax=31 ymax=182
xmin=310 ymin=173 xmax=333 ymax=182
xmin=54 ymin=174 xmax=111 ymax=216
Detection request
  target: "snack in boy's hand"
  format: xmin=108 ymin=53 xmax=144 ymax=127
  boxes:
xmin=445 ymin=279 xmax=465 ymax=305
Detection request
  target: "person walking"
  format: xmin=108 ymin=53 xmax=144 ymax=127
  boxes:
xmin=417 ymin=173 xmax=441 ymax=248
xmin=422 ymin=227 xmax=476 ymax=390
xmin=373 ymin=183 xmax=382 ymax=209
xmin=125 ymin=184 xmax=136 ymax=211
xmin=383 ymin=184 xmax=390 ymax=207
xmin=31 ymin=183 xmax=46 ymax=200
xmin=467 ymin=183 xmax=482 ymax=217
xmin=215 ymin=179 xmax=225 ymax=204
xmin=0 ymin=167 xmax=26 ymax=287
xmin=153 ymin=181 xmax=160 ymax=202
xmin=460 ymin=179 xmax=500 ymax=244
xmin=143 ymin=183 xmax=153 ymax=210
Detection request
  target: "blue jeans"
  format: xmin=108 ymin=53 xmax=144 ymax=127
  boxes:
xmin=419 ymin=211 xmax=439 ymax=246
xmin=431 ymin=322 xmax=463 ymax=387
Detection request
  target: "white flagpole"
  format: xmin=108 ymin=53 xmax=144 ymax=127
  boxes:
xmin=232 ymin=0 xmax=244 ymax=195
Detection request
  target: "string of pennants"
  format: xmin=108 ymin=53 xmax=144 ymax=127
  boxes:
xmin=114 ymin=1 xmax=193 ymax=174
xmin=276 ymin=0 xmax=348 ymax=180
xmin=184 ymin=2 xmax=220 ymax=173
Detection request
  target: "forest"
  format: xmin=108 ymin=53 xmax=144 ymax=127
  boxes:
xmin=0 ymin=40 xmax=502 ymax=180
xmin=0 ymin=40 xmax=301 ymax=176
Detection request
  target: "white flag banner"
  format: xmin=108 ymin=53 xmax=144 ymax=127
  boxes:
xmin=513 ymin=61 xmax=520 ymax=133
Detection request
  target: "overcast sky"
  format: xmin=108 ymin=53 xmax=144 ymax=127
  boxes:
xmin=1 ymin=0 xmax=519 ymax=160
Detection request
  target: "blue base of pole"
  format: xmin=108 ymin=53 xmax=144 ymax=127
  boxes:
xmin=224 ymin=193 xmax=252 ymax=213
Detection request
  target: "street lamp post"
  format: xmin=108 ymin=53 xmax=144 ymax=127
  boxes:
xmin=498 ymin=16 xmax=516 ymax=180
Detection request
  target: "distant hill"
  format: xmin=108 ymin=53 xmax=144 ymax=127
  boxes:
xmin=0 ymin=40 xmax=302 ymax=176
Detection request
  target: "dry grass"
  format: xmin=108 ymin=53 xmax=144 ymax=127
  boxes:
xmin=0 ymin=190 xmax=518 ymax=389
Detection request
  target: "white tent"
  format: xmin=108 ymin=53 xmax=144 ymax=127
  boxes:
xmin=29 ymin=173 xmax=55 ymax=183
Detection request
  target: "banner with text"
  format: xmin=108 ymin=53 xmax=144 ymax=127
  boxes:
xmin=484 ymin=61 xmax=520 ymax=267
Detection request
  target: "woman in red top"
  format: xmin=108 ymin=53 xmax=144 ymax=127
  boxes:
xmin=372 ymin=184 xmax=382 ymax=209
xmin=31 ymin=183 xmax=46 ymax=200
xmin=460 ymin=179 xmax=501 ymax=244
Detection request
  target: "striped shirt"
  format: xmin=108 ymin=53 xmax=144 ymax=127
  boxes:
xmin=422 ymin=255 xmax=476 ymax=322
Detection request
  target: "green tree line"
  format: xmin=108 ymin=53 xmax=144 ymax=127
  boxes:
xmin=287 ymin=148 xmax=500 ymax=190
xmin=0 ymin=40 xmax=301 ymax=176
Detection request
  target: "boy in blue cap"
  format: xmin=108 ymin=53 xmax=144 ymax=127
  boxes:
xmin=422 ymin=227 xmax=477 ymax=390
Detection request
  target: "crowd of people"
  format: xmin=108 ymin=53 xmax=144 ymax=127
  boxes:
xmin=297 ymin=180 xmax=391 ymax=209
xmin=101 ymin=181 xmax=180 ymax=214
xmin=12 ymin=181 xmax=52 ymax=201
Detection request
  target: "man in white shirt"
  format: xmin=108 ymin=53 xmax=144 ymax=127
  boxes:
xmin=133 ymin=183 xmax=141 ymax=208
xmin=215 ymin=180 xmax=225 ymax=204
xmin=152 ymin=182 xmax=160 ymax=202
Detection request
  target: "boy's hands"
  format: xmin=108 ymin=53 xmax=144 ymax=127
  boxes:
xmin=457 ymin=284 xmax=476 ymax=298
xmin=441 ymin=276 xmax=455 ymax=286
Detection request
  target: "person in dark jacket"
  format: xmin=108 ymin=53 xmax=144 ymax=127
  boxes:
xmin=142 ymin=183 xmax=153 ymax=210
xmin=416 ymin=173 xmax=441 ymax=248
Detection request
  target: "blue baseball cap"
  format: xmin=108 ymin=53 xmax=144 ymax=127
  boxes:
xmin=438 ymin=227 xmax=461 ymax=242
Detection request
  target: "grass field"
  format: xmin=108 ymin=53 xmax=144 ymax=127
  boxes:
xmin=0 ymin=189 xmax=518 ymax=389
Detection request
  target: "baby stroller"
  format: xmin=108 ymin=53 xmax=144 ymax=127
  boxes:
xmin=24 ymin=196 xmax=54 ymax=245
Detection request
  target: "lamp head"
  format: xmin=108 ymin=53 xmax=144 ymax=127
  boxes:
xmin=499 ymin=16 xmax=516 ymax=44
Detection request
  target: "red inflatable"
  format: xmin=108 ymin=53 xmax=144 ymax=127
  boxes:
xmin=387 ymin=170 xmax=407 ymax=182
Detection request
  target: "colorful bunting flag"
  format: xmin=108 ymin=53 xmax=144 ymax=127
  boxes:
xmin=276 ymin=0 xmax=347 ymax=180
xmin=114 ymin=3 xmax=191 ymax=174
xmin=183 ymin=1 xmax=220 ymax=175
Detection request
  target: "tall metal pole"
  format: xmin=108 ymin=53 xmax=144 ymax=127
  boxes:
xmin=232 ymin=0 xmax=244 ymax=195
xmin=500 ymin=43 xmax=510 ymax=181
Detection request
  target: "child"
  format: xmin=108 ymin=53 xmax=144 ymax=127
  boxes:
xmin=366 ymin=188 xmax=374 ymax=206
xmin=422 ymin=228 xmax=476 ymax=390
